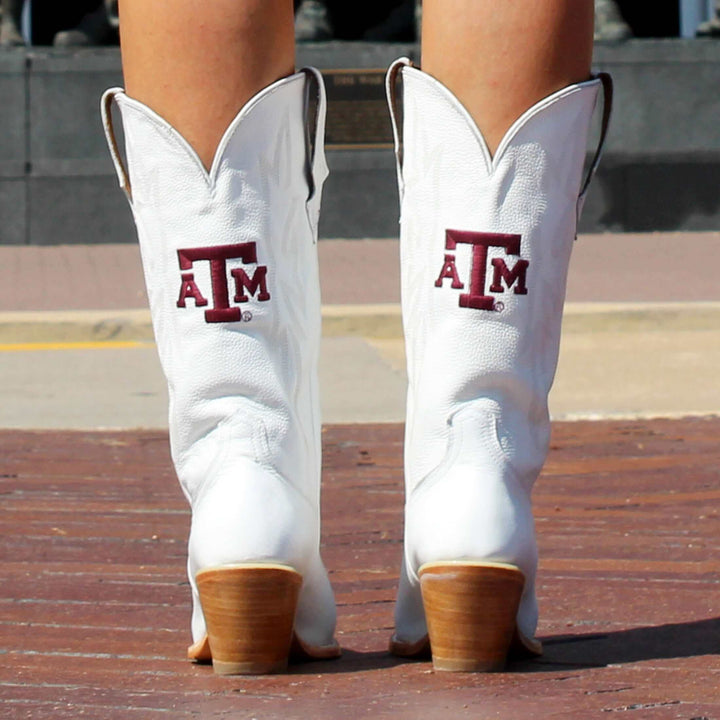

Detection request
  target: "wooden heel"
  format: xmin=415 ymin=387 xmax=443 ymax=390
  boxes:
xmin=196 ymin=564 xmax=302 ymax=675
xmin=419 ymin=561 xmax=525 ymax=672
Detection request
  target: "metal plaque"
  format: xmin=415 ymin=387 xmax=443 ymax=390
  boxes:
xmin=323 ymin=69 xmax=397 ymax=149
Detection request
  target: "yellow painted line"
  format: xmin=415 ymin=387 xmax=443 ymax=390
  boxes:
xmin=0 ymin=341 xmax=154 ymax=352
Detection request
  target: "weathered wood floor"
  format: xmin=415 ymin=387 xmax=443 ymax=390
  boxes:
xmin=1 ymin=420 xmax=719 ymax=718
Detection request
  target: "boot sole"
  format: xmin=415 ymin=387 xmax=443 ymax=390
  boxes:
xmin=390 ymin=561 xmax=542 ymax=672
xmin=188 ymin=563 xmax=340 ymax=675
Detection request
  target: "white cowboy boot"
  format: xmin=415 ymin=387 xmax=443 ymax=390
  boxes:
xmin=101 ymin=69 xmax=339 ymax=674
xmin=386 ymin=59 xmax=612 ymax=671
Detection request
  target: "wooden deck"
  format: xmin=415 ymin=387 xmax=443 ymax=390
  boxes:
xmin=1 ymin=420 xmax=719 ymax=718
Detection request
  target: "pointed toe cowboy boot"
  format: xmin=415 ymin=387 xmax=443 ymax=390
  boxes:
xmin=386 ymin=59 xmax=612 ymax=672
xmin=101 ymin=69 xmax=340 ymax=675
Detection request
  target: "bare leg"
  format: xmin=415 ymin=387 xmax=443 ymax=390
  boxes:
xmin=421 ymin=0 xmax=594 ymax=155
xmin=119 ymin=0 xmax=295 ymax=170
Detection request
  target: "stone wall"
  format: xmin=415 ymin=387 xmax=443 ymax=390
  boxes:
xmin=0 ymin=40 xmax=719 ymax=244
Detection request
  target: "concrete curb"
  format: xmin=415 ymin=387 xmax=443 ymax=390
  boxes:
xmin=321 ymin=303 xmax=401 ymax=338
xmin=0 ymin=305 xmax=405 ymax=343
xmin=0 ymin=302 xmax=719 ymax=344
xmin=0 ymin=309 xmax=154 ymax=344
xmin=561 ymin=301 xmax=720 ymax=333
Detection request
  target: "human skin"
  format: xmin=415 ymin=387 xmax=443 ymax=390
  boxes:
xmin=118 ymin=0 xmax=593 ymax=169
xmin=421 ymin=0 xmax=594 ymax=155
xmin=119 ymin=0 xmax=295 ymax=171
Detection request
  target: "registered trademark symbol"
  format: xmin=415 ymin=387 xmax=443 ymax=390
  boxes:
xmin=242 ymin=311 xmax=253 ymax=322
xmin=494 ymin=302 xmax=505 ymax=313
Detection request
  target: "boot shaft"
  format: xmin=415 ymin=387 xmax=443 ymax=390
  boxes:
xmin=387 ymin=59 xmax=611 ymax=491
xmin=101 ymin=71 xmax=329 ymax=503
xmin=387 ymin=60 xmax=612 ymax=654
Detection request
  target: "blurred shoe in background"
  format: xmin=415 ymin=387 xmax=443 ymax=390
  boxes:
xmin=0 ymin=0 xmax=24 ymax=46
xmin=595 ymin=0 xmax=633 ymax=40
xmin=295 ymin=0 xmax=334 ymax=42
xmin=53 ymin=0 xmax=117 ymax=46
xmin=696 ymin=0 xmax=720 ymax=36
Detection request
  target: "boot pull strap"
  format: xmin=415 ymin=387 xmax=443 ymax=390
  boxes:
xmin=100 ymin=87 xmax=132 ymax=203
xmin=577 ymin=72 xmax=613 ymax=221
xmin=385 ymin=57 xmax=412 ymax=202
xmin=301 ymin=66 xmax=329 ymax=204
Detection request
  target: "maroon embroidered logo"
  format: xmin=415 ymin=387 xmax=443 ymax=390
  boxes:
xmin=176 ymin=243 xmax=270 ymax=323
xmin=435 ymin=230 xmax=529 ymax=311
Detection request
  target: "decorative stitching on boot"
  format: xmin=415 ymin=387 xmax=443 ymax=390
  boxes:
xmin=176 ymin=243 xmax=271 ymax=323
xmin=436 ymin=230 xmax=528 ymax=311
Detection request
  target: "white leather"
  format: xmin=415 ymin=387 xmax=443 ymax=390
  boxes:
xmin=388 ymin=60 xmax=603 ymax=645
xmin=101 ymin=70 xmax=336 ymax=650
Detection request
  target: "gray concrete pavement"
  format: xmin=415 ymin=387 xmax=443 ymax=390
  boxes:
xmin=0 ymin=301 xmax=718 ymax=428
xmin=0 ymin=335 xmax=410 ymax=428
xmin=0 ymin=343 xmax=167 ymax=429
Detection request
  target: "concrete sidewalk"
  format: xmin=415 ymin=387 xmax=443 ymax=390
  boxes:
xmin=0 ymin=233 xmax=718 ymax=427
